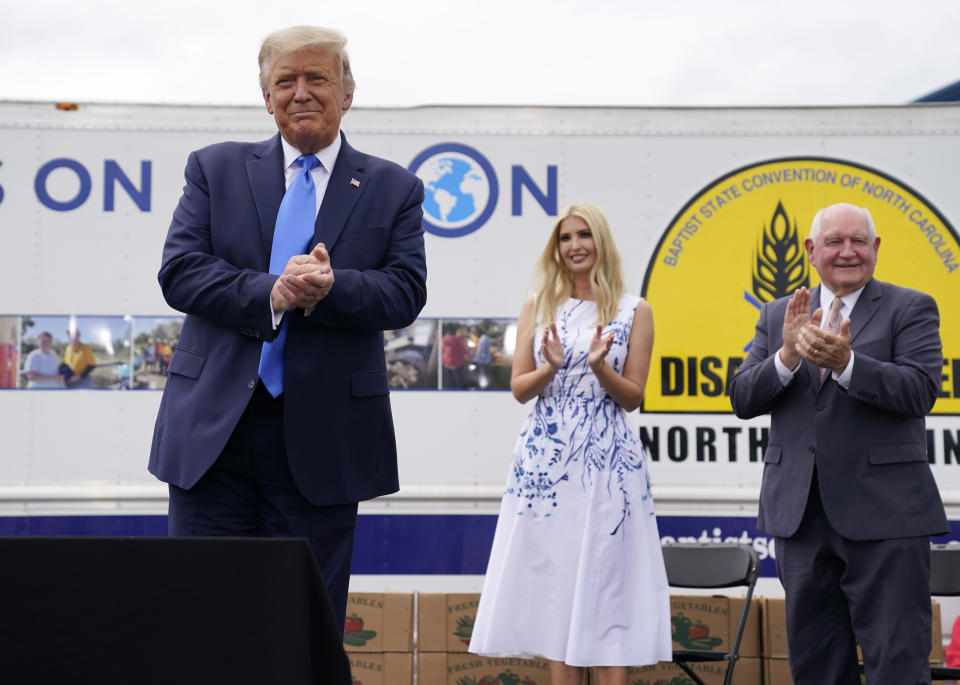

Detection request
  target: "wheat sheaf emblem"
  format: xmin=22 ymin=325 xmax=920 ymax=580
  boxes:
xmin=751 ymin=201 xmax=809 ymax=304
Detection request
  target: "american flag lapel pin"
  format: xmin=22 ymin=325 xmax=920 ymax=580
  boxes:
xmin=350 ymin=178 xmax=360 ymax=187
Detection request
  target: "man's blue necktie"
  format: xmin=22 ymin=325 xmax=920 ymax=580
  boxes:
xmin=258 ymin=154 xmax=321 ymax=397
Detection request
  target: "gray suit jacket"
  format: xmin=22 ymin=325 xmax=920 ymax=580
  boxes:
xmin=729 ymin=279 xmax=948 ymax=540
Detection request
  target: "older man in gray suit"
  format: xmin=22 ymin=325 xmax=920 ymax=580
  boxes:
xmin=730 ymin=202 xmax=947 ymax=684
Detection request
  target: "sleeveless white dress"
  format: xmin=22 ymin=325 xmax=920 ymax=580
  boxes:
xmin=469 ymin=294 xmax=672 ymax=667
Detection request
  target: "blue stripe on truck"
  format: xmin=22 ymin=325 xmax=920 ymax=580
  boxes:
xmin=2 ymin=514 xmax=958 ymax=578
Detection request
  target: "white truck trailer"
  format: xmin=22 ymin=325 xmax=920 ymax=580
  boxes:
xmin=0 ymin=101 xmax=958 ymax=596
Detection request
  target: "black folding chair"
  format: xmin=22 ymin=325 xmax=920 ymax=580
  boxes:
xmin=930 ymin=544 xmax=960 ymax=681
xmin=661 ymin=542 xmax=760 ymax=685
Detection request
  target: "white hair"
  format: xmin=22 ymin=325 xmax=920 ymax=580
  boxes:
xmin=809 ymin=203 xmax=877 ymax=242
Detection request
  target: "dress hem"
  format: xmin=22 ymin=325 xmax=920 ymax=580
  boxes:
xmin=467 ymin=648 xmax=673 ymax=669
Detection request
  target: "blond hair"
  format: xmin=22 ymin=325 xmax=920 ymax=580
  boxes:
xmin=258 ymin=26 xmax=355 ymax=94
xmin=533 ymin=202 xmax=625 ymax=328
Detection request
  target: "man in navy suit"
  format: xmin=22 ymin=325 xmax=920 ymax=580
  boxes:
xmin=148 ymin=26 xmax=426 ymax=633
xmin=730 ymin=203 xmax=947 ymax=684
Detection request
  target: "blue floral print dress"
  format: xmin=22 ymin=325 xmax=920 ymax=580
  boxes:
xmin=469 ymin=295 xmax=672 ymax=667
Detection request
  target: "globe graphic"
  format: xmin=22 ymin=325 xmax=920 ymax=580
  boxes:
xmin=419 ymin=154 xmax=490 ymax=228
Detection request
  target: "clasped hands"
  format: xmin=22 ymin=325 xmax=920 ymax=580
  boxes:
xmin=541 ymin=323 xmax=614 ymax=372
xmin=270 ymin=242 xmax=334 ymax=312
xmin=780 ymin=286 xmax=851 ymax=375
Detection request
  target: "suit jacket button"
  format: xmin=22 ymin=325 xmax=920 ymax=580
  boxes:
xmin=248 ymin=379 xmax=256 ymax=390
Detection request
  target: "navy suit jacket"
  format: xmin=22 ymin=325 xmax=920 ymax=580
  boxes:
xmin=148 ymin=132 xmax=427 ymax=506
xmin=729 ymin=279 xmax=947 ymax=541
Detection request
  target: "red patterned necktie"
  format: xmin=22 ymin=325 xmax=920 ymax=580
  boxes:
xmin=820 ymin=296 xmax=844 ymax=381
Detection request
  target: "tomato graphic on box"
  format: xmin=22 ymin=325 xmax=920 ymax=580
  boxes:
xmin=454 ymin=614 xmax=475 ymax=645
xmin=342 ymin=613 xmax=378 ymax=647
xmin=457 ymin=669 xmax=540 ymax=685
xmin=671 ymin=613 xmax=722 ymax=650
xmin=688 ymin=620 xmax=709 ymax=639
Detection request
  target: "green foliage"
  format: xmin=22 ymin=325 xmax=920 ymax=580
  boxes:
xmin=341 ymin=630 xmax=378 ymax=647
xmin=454 ymin=614 xmax=475 ymax=639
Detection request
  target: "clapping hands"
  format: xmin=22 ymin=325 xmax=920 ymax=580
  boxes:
xmin=540 ymin=323 xmax=564 ymax=371
xmin=542 ymin=323 xmax=614 ymax=373
xmin=588 ymin=325 xmax=614 ymax=371
xmin=271 ymin=242 xmax=335 ymax=312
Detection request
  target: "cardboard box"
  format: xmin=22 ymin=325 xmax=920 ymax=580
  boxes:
xmin=418 ymin=653 xmax=550 ymax=685
xmin=670 ymin=595 xmax=762 ymax=658
xmin=344 ymin=593 xmax=414 ymax=652
xmin=348 ymin=652 xmax=413 ymax=685
xmin=763 ymin=597 xmax=944 ymax=665
xmin=417 ymin=592 xmax=764 ymax=656
xmin=627 ymin=657 xmax=762 ymax=685
xmin=761 ymin=597 xmax=788 ymax=659
xmin=932 ymin=599 xmax=944 ymax=665
xmin=418 ymin=593 xmax=481 ymax=652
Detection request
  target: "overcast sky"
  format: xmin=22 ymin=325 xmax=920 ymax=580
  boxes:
xmin=2 ymin=0 xmax=959 ymax=108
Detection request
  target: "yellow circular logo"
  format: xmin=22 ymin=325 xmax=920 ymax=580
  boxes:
xmin=642 ymin=157 xmax=959 ymax=414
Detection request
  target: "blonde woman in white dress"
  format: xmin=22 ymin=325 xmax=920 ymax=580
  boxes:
xmin=469 ymin=202 xmax=672 ymax=685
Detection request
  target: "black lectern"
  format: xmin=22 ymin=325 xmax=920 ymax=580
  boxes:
xmin=0 ymin=537 xmax=351 ymax=684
